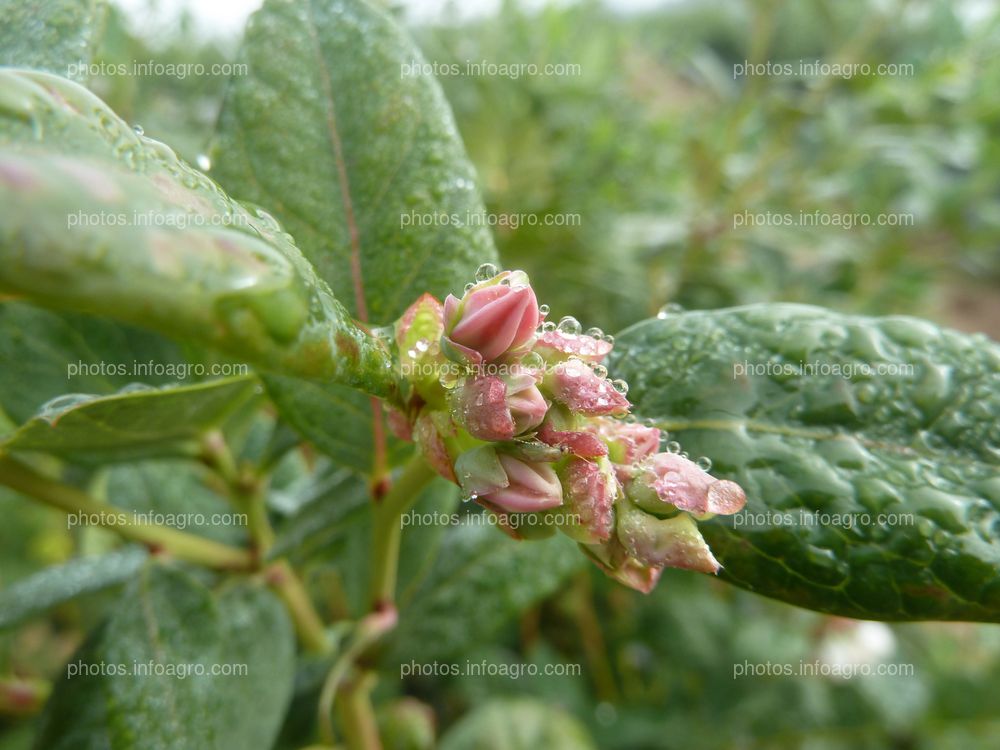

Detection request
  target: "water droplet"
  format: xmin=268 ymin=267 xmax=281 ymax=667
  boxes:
xmin=520 ymin=351 xmax=544 ymax=370
xmin=656 ymin=303 xmax=684 ymax=319
xmin=464 ymin=282 xmax=475 ymax=292
xmin=541 ymin=321 xmax=557 ymax=332
xmin=585 ymin=326 xmax=603 ymax=338
xmin=476 ymin=263 xmax=499 ymax=281
xmin=696 ymin=456 xmax=713 ymax=471
xmin=196 ymin=153 xmax=211 ymax=171
xmin=666 ymin=441 xmax=681 ymax=454
xmin=538 ymin=304 xmax=550 ymax=316
xmin=414 ymin=339 xmax=430 ymax=353
xmin=557 ymin=316 xmax=581 ymax=335
xmin=592 ymin=364 xmax=608 ymax=379
xmin=602 ymin=333 xmax=615 ymax=345
xmin=132 ymin=124 xmax=144 ymax=136
xmin=611 ymin=379 xmax=629 ymax=394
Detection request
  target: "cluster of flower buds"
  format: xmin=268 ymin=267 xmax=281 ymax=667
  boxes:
xmin=390 ymin=265 xmax=746 ymax=592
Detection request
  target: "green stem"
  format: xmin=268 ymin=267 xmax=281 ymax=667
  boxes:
xmin=317 ymin=607 xmax=398 ymax=747
xmin=338 ymin=673 xmax=381 ymax=750
xmin=265 ymin=560 xmax=330 ymax=654
xmin=368 ymin=455 xmax=436 ymax=609
xmin=201 ymin=430 xmax=275 ymax=558
xmin=0 ymin=455 xmax=253 ymax=571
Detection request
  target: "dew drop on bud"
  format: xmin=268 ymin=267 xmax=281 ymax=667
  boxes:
xmin=542 ymin=321 xmax=557 ymax=332
xmin=475 ymin=262 xmax=498 ymax=281
xmin=592 ymin=364 xmax=608 ymax=379
xmin=464 ymin=282 xmax=475 ymax=292
xmin=585 ymin=326 xmax=603 ymax=338
xmin=557 ymin=316 xmax=581 ymax=335
xmin=611 ymin=378 xmax=629 ymax=394
xmin=696 ymin=456 xmax=713 ymax=471
xmin=415 ymin=339 xmax=430 ymax=353
xmin=538 ymin=304 xmax=550 ymax=316
xmin=602 ymin=333 xmax=615 ymax=345
xmin=132 ymin=124 xmax=144 ymax=136
xmin=520 ymin=351 xmax=544 ymax=370
xmin=196 ymin=153 xmax=212 ymax=171
xmin=666 ymin=440 xmax=681 ymax=454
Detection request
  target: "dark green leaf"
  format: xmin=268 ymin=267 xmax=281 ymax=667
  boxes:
xmin=0 ymin=0 xmax=107 ymax=81
xmin=388 ymin=522 xmax=585 ymax=663
xmin=34 ymin=564 xmax=295 ymax=750
xmin=0 ymin=302 xmax=188 ymax=426
xmin=2 ymin=377 xmax=257 ymax=463
xmin=213 ymin=0 xmax=496 ymax=324
xmin=0 ymin=547 xmax=147 ymax=630
xmin=611 ymin=304 xmax=1000 ymax=621
xmin=0 ymin=69 xmax=394 ymax=397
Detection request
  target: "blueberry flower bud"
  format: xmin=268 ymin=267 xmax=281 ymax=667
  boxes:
xmin=616 ymin=498 xmax=721 ymax=574
xmin=442 ymin=272 xmax=540 ymax=363
xmin=451 ymin=371 xmax=547 ymax=442
xmin=628 ymin=452 xmax=745 ymax=517
xmin=547 ymin=359 xmax=629 ymax=417
xmin=558 ymin=457 xmax=617 ymax=544
xmin=479 ymin=454 xmax=563 ymax=513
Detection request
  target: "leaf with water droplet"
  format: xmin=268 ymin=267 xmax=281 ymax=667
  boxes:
xmin=612 ymin=303 xmax=1000 ymax=621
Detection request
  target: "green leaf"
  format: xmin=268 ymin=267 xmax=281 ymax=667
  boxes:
xmin=212 ymin=0 xmax=497 ymax=469
xmin=0 ymin=69 xmax=394 ymax=398
xmin=611 ymin=304 xmax=1000 ymax=621
xmin=213 ymin=0 xmax=496 ymax=324
xmin=388 ymin=522 xmax=585 ymax=663
xmin=0 ymin=302 xmax=189 ymax=426
xmin=439 ymin=699 xmax=596 ymax=750
xmin=34 ymin=564 xmax=295 ymax=750
xmin=0 ymin=0 xmax=107 ymax=81
xmin=2 ymin=377 xmax=257 ymax=463
xmin=0 ymin=547 xmax=147 ymax=630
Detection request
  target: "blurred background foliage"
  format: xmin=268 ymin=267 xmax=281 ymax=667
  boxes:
xmin=3 ymin=0 xmax=1000 ymax=748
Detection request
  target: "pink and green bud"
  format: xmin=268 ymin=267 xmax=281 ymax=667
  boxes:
xmin=628 ymin=452 xmax=745 ymax=517
xmin=442 ymin=271 xmax=540 ymax=363
xmin=450 ymin=371 xmax=547 ymax=442
xmin=395 ymin=293 xmax=448 ymax=405
xmin=558 ymin=457 xmax=617 ymax=544
xmin=465 ymin=452 xmax=563 ymax=513
xmin=589 ymin=417 xmax=660 ymax=466
xmin=537 ymin=420 xmax=607 ymax=458
xmin=616 ymin=498 xmax=721 ymax=574
xmin=533 ymin=329 xmax=612 ymax=363
xmin=413 ymin=410 xmax=457 ymax=483
xmin=547 ymin=359 xmax=629 ymax=417
xmin=580 ymin=537 xmax=663 ymax=594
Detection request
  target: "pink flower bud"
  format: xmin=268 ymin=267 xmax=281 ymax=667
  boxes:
xmin=547 ymin=359 xmax=629 ymax=417
xmin=589 ymin=417 xmax=660 ymax=466
xmin=537 ymin=420 xmax=607 ymax=458
xmin=450 ymin=372 xmax=548 ymax=442
xmin=480 ymin=454 xmax=562 ymax=513
xmin=558 ymin=457 xmax=617 ymax=544
xmin=442 ymin=273 xmax=540 ymax=363
xmin=580 ymin=537 xmax=663 ymax=594
xmin=629 ymin=452 xmax=745 ymax=517
xmin=533 ymin=329 xmax=612 ymax=363
xmin=616 ymin=499 xmax=721 ymax=574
